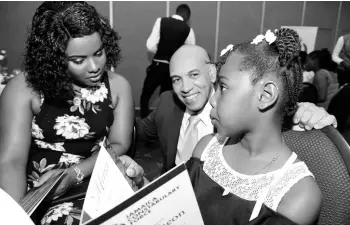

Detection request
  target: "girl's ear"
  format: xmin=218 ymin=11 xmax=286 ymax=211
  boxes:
xmin=208 ymin=64 xmax=217 ymax=83
xmin=256 ymin=81 xmax=279 ymax=111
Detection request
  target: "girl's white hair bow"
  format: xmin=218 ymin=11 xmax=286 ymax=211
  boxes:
xmin=251 ymin=29 xmax=277 ymax=45
xmin=220 ymin=44 xmax=234 ymax=57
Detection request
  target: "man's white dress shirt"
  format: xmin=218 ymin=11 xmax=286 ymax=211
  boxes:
xmin=176 ymin=96 xmax=214 ymax=165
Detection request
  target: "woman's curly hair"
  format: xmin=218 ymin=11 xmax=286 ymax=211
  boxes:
xmin=216 ymin=28 xmax=302 ymax=123
xmin=24 ymin=1 xmax=121 ymax=101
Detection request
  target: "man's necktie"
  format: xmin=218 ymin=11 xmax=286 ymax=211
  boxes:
xmin=181 ymin=115 xmax=201 ymax=162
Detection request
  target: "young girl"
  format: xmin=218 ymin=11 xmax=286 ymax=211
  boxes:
xmin=187 ymin=28 xmax=322 ymax=225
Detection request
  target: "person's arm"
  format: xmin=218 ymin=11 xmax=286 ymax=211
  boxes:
xmin=314 ymin=70 xmax=329 ymax=102
xmin=135 ymin=108 xmax=158 ymax=142
xmin=108 ymin=73 xmax=135 ymax=156
xmin=0 ymin=73 xmax=33 ymax=202
xmin=277 ymin=177 xmax=322 ymax=225
xmin=135 ymin=94 xmax=163 ymax=142
xmin=146 ymin=18 xmax=161 ymax=54
xmin=185 ymin=28 xmax=196 ymax=45
xmin=332 ymin=36 xmax=344 ymax=65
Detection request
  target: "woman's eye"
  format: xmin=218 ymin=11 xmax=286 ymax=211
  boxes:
xmin=72 ymin=59 xmax=84 ymax=65
xmin=95 ymin=50 xmax=103 ymax=57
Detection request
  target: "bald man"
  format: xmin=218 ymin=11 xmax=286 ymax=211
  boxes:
xmin=136 ymin=45 xmax=337 ymax=173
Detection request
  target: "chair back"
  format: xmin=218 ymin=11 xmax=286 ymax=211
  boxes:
xmin=283 ymin=126 xmax=350 ymax=225
xmin=126 ymin=125 xmax=137 ymax=159
xmin=298 ymin=82 xmax=318 ymax=104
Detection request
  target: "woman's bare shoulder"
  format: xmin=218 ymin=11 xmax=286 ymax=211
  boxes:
xmin=1 ymin=72 xmax=40 ymax=112
xmin=2 ymin=72 xmax=37 ymax=98
xmin=108 ymin=71 xmax=131 ymax=88
xmin=107 ymin=71 xmax=133 ymax=107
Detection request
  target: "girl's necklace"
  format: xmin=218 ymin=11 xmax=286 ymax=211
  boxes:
xmin=253 ymin=138 xmax=284 ymax=175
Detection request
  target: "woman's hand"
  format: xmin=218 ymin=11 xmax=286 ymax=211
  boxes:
xmin=33 ymin=168 xmax=76 ymax=200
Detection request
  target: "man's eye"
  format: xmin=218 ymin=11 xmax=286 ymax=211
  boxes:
xmin=220 ymin=84 xmax=227 ymax=92
xmin=172 ymin=78 xmax=180 ymax=84
xmin=190 ymin=73 xmax=199 ymax=78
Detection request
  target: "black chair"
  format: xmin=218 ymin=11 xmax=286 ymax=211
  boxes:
xmin=283 ymin=126 xmax=350 ymax=225
xmin=298 ymin=82 xmax=319 ymax=104
xmin=126 ymin=125 xmax=137 ymax=159
xmin=328 ymin=83 xmax=350 ymax=133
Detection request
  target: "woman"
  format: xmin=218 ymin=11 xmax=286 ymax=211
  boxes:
xmin=0 ymin=2 xmax=134 ymax=224
xmin=305 ymin=49 xmax=339 ymax=110
xmin=332 ymin=33 xmax=350 ymax=86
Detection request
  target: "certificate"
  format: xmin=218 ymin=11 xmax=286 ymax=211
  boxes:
xmin=81 ymin=139 xmax=204 ymax=225
xmin=80 ymin=140 xmax=135 ymax=224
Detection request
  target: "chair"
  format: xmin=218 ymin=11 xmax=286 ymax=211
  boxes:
xmin=298 ymin=82 xmax=319 ymax=104
xmin=126 ymin=125 xmax=137 ymax=159
xmin=283 ymin=126 xmax=350 ymax=225
xmin=328 ymin=83 xmax=350 ymax=133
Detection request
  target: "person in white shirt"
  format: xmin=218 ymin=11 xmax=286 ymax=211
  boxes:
xmin=140 ymin=4 xmax=196 ymax=118
xmin=136 ymin=44 xmax=338 ymax=173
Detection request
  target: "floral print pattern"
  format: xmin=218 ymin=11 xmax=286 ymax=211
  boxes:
xmin=54 ymin=115 xmax=93 ymax=140
xmin=58 ymin=153 xmax=85 ymax=167
xmin=27 ymin=73 xmax=114 ymax=225
xmin=81 ymin=83 xmax=108 ymax=104
xmin=27 ymin=158 xmax=57 ymax=189
xmin=68 ymin=83 xmax=108 ymax=115
xmin=41 ymin=202 xmax=82 ymax=225
xmin=35 ymin=140 xmax=66 ymax=152
xmin=32 ymin=117 xmax=44 ymax=139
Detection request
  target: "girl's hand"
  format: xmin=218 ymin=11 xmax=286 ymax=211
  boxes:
xmin=33 ymin=168 xmax=76 ymax=200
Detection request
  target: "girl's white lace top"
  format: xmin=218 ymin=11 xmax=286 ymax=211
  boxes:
xmin=201 ymin=134 xmax=314 ymax=211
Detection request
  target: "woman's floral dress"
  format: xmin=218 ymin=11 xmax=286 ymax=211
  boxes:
xmin=27 ymin=73 xmax=114 ymax=225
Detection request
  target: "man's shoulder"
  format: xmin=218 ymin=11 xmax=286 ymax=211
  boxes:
xmin=159 ymin=90 xmax=174 ymax=99
xmin=159 ymin=90 xmax=178 ymax=105
xmin=162 ymin=16 xmax=189 ymax=26
xmin=157 ymin=91 xmax=185 ymax=111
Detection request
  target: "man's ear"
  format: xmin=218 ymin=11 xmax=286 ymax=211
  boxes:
xmin=208 ymin=64 xmax=217 ymax=83
xmin=256 ymin=81 xmax=279 ymax=111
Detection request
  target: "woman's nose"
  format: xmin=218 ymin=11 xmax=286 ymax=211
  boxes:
xmin=88 ymin=58 xmax=99 ymax=73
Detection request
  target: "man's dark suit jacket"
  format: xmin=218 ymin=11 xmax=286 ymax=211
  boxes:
xmin=136 ymin=90 xmax=188 ymax=173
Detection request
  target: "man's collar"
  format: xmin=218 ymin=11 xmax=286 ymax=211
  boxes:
xmin=172 ymin=14 xmax=184 ymax=21
xmin=185 ymin=89 xmax=215 ymax=127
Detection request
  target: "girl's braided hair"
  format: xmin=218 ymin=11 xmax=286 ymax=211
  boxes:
xmin=217 ymin=28 xmax=302 ymax=118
